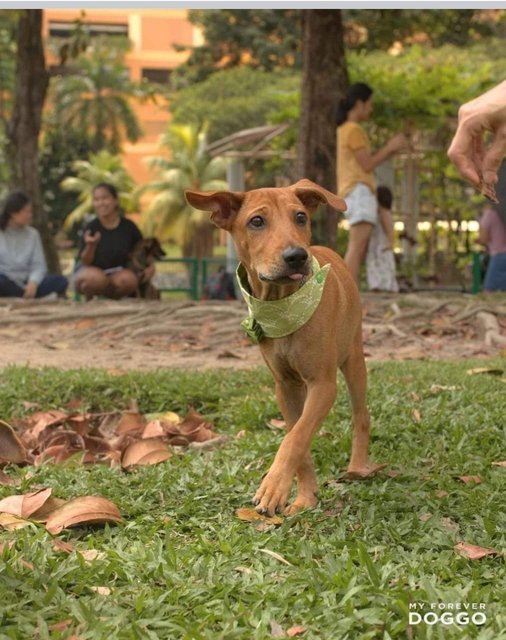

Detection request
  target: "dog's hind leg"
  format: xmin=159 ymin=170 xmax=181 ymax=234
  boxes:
xmin=340 ymin=339 xmax=385 ymax=478
xmin=274 ymin=379 xmax=318 ymax=514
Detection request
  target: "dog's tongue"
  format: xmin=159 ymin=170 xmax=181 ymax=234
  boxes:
xmin=289 ymin=273 xmax=304 ymax=281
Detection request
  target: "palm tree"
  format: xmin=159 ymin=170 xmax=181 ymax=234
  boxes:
xmin=51 ymin=37 xmax=148 ymax=153
xmin=137 ymin=123 xmax=228 ymax=259
xmin=60 ymin=149 xmax=135 ymax=230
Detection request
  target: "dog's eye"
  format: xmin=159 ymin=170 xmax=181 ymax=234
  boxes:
xmin=295 ymin=211 xmax=307 ymax=226
xmin=248 ymin=216 xmax=265 ymax=229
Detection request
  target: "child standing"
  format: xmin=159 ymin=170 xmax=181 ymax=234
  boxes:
xmin=366 ymin=185 xmax=399 ymax=292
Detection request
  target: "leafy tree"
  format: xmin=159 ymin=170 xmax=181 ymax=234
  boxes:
xmin=51 ymin=36 xmax=148 ymax=153
xmin=60 ymin=150 xmax=135 ymax=230
xmin=169 ymin=66 xmax=299 ymax=143
xmin=39 ymin=127 xmax=94 ymax=233
xmin=173 ymin=9 xmax=503 ymax=85
xmin=174 ymin=10 xmax=302 ymax=84
xmin=345 ymin=9 xmax=498 ymax=50
xmin=136 ymin=124 xmax=227 ymax=258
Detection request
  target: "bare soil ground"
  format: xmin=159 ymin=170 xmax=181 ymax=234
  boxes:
xmin=1 ymin=293 xmax=505 ymax=371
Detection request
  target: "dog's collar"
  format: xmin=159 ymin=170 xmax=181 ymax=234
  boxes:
xmin=236 ymin=255 xmax=331 ymax=343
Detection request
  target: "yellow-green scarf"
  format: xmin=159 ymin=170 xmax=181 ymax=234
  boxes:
xmin=236 ymin=256 xmax=330 ymax=343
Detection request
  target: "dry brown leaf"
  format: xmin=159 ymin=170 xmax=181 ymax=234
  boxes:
xmin=51 ymin=539 xmax=75 ymax=553
xmin=435 ymin=490 xmax=449 ymax=498
xmin=115 ymin=412 xmax=146 ymax=435
xmin=121 ymin=439 xmax=172 ymax=469
xmin=141 ymin=420 xmax=166 ymax=439
xmin=45 ymin=496 xmax=122 ymax=534
xmin=34 ymin=445 xmax=80 ymax=466
xmin=267 ymin=419 xmax=286 ymax=430
xmin=189 ymin=436 xmax=228 ymax=450
xmin=90 ymin=586 xmax=111 ymax=595
xmin=457 ymin=475 xmax=481 ymax=485
xmin=79 ymin=549 xmax=106 ymax=563
xmin=454 ymin=542 xmax=499 ymax=560
xmin=259 ymin=548 xmax=292 ymax=566
xmin=287 ymin=626 xmax=306 ymax=637
xmin=440 ymin=517 xmax=460 ymax=533
xmin=492 ymin=460 xmax=506 ymax=468
xmin=412 ymin=409 xmax=422 ymax=423
xmin=48 ymin=620 xmax=73 ymax=633
xmin=45 ymin=341 xmax=70 ymax=350
xmin=236 ymin=507 xmax=283 ymax=526
xmin=270 ymin=620 xmax=285 ymax=638
xmin=339 ymin=463 xmax=388 ymax=480
xmin=144 ymin=411 xmax=180 ymax=424
xmin=0 ymin=512 xmax=32 ymax=530
xmin=29 ymin=410 xmax=69 ymax=432
xmin=466 ymin=367 xmax=504 ymax=376
xmin=419 ymin=513 xmax=432 ymax=522
xmin=31 ymin=497 xmax=67 ymax=522
xmin=0 ymin=419 xmax=27 ymax=464
xmin=0 ymin=487 xmax=53 ymax=518
xmin=430 ymin=384 xmax=459 ymax=393
xmin=0 ymin=470 xmax=20 ymax=486
xmin=217 ymin=350 xmax=244 ymax=359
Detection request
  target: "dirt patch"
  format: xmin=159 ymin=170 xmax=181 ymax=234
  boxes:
xmin=0 ymin=293 xmax=504 ymax=371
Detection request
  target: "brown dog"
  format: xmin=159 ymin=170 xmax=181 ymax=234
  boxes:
xmin=186 ymin=180 xmax=382 ymax=515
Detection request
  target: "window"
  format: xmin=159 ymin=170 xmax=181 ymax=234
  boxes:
xmin=141 ymin=68 xmax=171 ymax=84
xmin=49 ymin=21 xmax=128 ymax=38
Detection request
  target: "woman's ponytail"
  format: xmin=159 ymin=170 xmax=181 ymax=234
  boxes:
xmin=336 ymin=83 xmax=374 ymax=126
xmin=335 ymin=98 xmax=350 ymax=127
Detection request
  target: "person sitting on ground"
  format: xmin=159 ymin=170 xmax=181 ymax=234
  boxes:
xmin=0 ymin=191 xmax=68 ymax=299
xmin=74 ymin=183 xmax=154 ymax=300
xmin=366 ymin=185 xmax=399 ymax=293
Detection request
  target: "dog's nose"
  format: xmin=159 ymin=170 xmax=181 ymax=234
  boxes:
xmin=282 ymin=246 xmax=308 ymax=270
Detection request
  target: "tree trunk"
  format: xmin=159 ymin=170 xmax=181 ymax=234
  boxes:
xmin=183 ymin=223 xmax=215 ymax=260
xmin=297 ymin=9 xmax=348 ymax=247
xmin=7 ymin=10 xmax=60 ymax=272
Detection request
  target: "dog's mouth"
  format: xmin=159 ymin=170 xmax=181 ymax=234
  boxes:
xmin=259 ymin=268 xmax=310 ymax=284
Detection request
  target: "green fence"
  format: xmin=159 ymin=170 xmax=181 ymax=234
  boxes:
xmin=157 ymin=257 xmax=233 ymax=300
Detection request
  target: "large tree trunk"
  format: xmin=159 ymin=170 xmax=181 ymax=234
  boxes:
xmin=183 ymin=223 xmax=215 ymax=260
xmin=297 ymin=10 xmax=348 ymax=247
xmin=7 ymin=10 xmax=60 ymax=272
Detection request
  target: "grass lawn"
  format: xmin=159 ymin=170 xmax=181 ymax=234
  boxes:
xmin=0 ymin=360 xmax=505 ymax=639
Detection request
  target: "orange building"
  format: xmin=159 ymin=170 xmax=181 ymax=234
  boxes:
xmin=42 ymin=9 xmax=202 ymax=185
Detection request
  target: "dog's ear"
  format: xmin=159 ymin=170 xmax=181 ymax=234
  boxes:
xmin=185 ymin=190 xmax=245 ymax=230
xmin=291 ymin=179 xmax=347 ymax=214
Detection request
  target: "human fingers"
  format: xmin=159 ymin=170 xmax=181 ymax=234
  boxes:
xmin=481 ymin=124 xmax=506 ymax=186
xmin=448 ymin=129 xmax=482 ymax=187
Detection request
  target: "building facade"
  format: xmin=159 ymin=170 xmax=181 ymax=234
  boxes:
xmin=42 ymin=9 xmax=201 ymax=185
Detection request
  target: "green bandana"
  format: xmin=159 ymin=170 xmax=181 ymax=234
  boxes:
xmin=236 ymin=256 xmax=331 ymax=343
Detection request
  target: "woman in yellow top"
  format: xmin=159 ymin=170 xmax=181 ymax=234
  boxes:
xmin=337 ymin=83 xmax=407 ymax=284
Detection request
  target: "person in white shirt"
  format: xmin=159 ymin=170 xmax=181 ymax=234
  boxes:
xmin=0 ymin=191 xmax=68 ymax=298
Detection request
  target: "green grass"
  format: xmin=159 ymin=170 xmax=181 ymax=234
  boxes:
xmin=0 ymin=361 xmax=505 ymax=640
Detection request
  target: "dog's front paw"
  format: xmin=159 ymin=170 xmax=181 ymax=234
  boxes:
xmin=253 ymin=471 xmax=293 ymax=516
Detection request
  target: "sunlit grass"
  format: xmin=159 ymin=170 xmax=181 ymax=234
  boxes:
xmin=0 ymin=361 xmax=505 ymax=639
